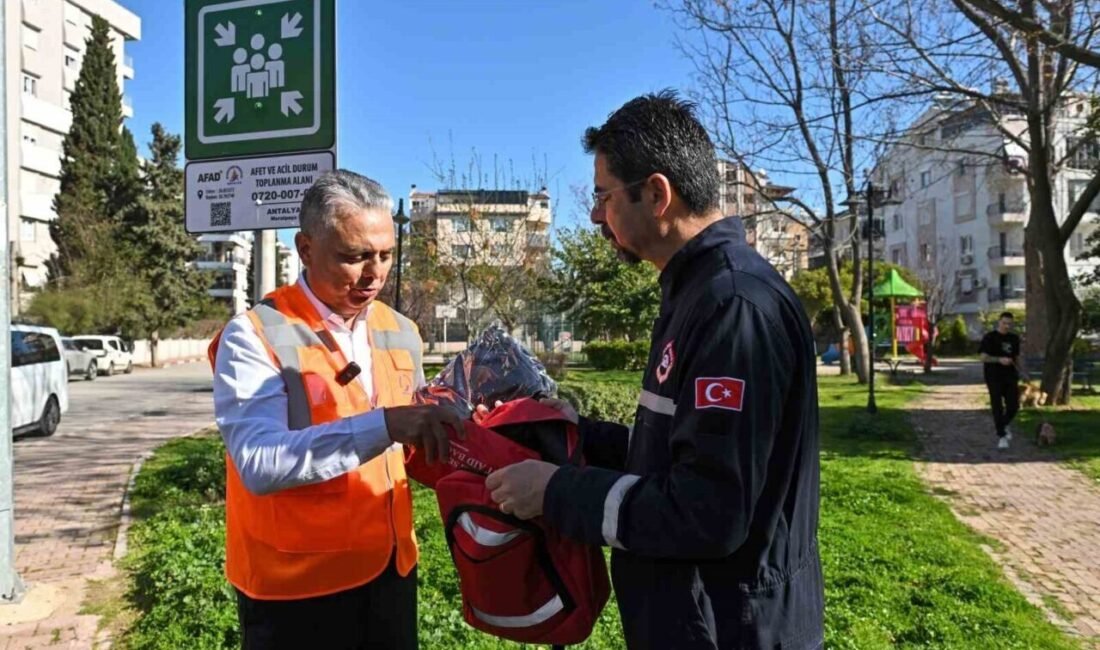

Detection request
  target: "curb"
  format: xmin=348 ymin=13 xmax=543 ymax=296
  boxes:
xmin=113 ymin=452 xmax=153 ymax=563
xmin=134 ymin=357 xmax=205 ymax=370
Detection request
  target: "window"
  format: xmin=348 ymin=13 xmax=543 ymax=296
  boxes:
xmin=451 ymin=244 xmax=472 ymax=258
xmin=920 ymin=243 xmax=932 ymax=262
xmin=957 ymin=160 xmax=967 ymax=176
xmin=11 ymin=331 xmax=60 ymax=367
xmin=891 ymin=248 xmax=901 ymax=264
xmin=960 ymin=235 xmax=974 ymax=256
xmin=489 ymin=217 xmax=511 ymax=233
xmin=1067 ymin=179 xmax=1100 ymax=213
xmin=960 ymin=277 xmax=974 ymax=294
xmin=1070 ymin=232 xmax=1087 ymax=256
xmin=22 ymin=132 xmax=37 ymax=145
xmin=1067 ymin=136 xmax=1100 ymax=170
xmin=920 ymin=171 xmax=932 ymax=188
xmin=892 ymin=213 xmax=903 ymax=232
xmin=452 ymin=217 xmax=470 ymax=233
xmin=22 ymin=25 xmax=40 ymax=51
xmin=490 ymin=244 xmax=511 ymax=259
xmin=20 ymin=218 xmax=36 ymax=243
xmin=22 ymin=74 xmax=37 ymax=97
xmin=65 ymin=53 xmax=78 ymax=68
xmin=539 ymin=201 xmax=549 ymax=209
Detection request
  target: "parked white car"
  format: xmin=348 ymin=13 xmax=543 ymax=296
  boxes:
xmin=61 ymin=337 xmax=98 ymax=381
xmin=70 ymin=335 xmax=134 ymax=376
xmin=11 ymin=324 xmax=69 ymax=436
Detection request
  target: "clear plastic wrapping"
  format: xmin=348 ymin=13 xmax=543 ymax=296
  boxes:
xmin=414 ymin=324 xmax=557 ymax=418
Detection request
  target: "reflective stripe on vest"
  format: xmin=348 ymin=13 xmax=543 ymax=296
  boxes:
xmin=211 ymin=283 xmax=421 ymax=600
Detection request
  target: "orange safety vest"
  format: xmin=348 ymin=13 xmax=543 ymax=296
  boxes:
xmin=208 ymin=284 xmax=421 ymax=600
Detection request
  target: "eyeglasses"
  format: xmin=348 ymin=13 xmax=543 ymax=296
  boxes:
xmin=591 ymin=179 xmax=647 ymax=211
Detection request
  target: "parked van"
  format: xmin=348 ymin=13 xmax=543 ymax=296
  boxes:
xmin=11 ymin=324 xmax=69 ymax=436
xmin=71 ymin=335 xmax=134 ymax=376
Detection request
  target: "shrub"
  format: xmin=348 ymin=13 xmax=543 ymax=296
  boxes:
xmin=583 ymin=340 xmax=649 ymax=371
xmin=558 ymin=380 xmax=638 ymax=425
xmin=936 ymin=315 xmax=971 ymax=356
xmin=536 ymin=351 xmax=568 ymax=381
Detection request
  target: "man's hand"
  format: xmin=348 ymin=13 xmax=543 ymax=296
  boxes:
xmin=1000 ymin=357 xmax=1014 ymax=366
xmin=383 ymin=405 xmax=465 ymax=465
xmin=539 ymin=398 xmax=579 ymax=424
xmin=485 ymin=460 xmax=558 ymax=520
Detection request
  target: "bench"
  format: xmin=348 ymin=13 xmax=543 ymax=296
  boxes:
xmin=1023 ymin=356 xmax=1097 ymax=392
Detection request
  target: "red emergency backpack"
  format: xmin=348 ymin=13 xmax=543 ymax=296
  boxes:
xmin=406 ymin=398 xmax=611 ymax=646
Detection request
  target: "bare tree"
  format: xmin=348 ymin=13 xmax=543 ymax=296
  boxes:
xmin=667 ymin=0 xmax=904 ymax=383
xmin=861 ymin=0 xmax=1100 ymax=403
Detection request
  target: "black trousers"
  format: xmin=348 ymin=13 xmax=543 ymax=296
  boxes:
xmin=236 ymin=557 xmax=417 ymax=650
xmin=986 ymin=375 xmax=1020 ymax=437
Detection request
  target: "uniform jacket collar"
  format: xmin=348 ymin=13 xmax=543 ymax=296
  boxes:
xmin=658 ymin=217 xmax=745 ymax=305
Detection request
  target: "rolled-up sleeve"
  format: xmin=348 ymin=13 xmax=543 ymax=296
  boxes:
xmin=543 ymin=297 xmax=792 ymax=559
xmin=213 ymin=315 xmax=392 ymax=496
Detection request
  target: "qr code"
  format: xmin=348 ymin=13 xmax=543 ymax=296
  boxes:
xmin=210 ymin=202 xmax=231 ymax=227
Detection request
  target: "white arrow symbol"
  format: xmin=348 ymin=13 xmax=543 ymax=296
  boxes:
xmin=213 ymin=97 xmax=235 ymax=123
xmin=213 ymin=22 xmax=235 ymax=46
xmin=280 ymin=91 xmax=303 ymax=116
xmin=281 ymin=13 xmax=303 ymax=38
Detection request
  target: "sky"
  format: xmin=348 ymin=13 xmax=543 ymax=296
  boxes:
xmin=118 ymin=1 xmax=701 ymax=246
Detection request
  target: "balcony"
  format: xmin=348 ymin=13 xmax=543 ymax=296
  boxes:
xmin=63 ymin=65 xmax=78 ymax=91
xmin=987 ymin=244 xmax=1025 ymax=268
xmin=527 ymin=233 xmax=550 ymax=250
xmin=21 ymin=94 xmax=72 ymax=134
xmin=988 ymin=287 xmax=1025 ymax=304
xmin=986 ymin=203 xmax=1026 ymax=227
xmin=19 ymin=192 xmax=54 ymax=221
xmin=121 ymin=54 xmax=134 ymax=80
xmin=20 ymin=141 xmax=61 ymax=177
xmin=63 ymin=19 xmax=86 ymax=49
xmin=21 ymin=46 xmax=45 ymax=78
xmin=22 ymin=0 xmax=46 ymax=28
xmin=121 ymin=95 xmax=133 ymax=118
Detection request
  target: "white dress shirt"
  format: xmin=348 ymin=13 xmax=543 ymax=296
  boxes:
xmin=213 ymin=277 xmax=396 ymax=496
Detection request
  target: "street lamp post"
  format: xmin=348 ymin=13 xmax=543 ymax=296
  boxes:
xmin=865 ymin=182 xmax=879 ymax=415
xmin=393 ymin=198 xmax=411 ymax=314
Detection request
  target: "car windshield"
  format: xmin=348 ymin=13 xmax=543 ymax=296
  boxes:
xmin=62 ymin=340 xmax=77 ymax=351
xmin=77 ymin=339 xmax=104 ymax=350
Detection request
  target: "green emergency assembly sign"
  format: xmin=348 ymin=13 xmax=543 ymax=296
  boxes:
xmin=185 ymin=0 xmax=335 ymax=160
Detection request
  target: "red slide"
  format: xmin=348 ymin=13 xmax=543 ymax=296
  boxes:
xmin=906 ymin=341 xmax=938 ymax=366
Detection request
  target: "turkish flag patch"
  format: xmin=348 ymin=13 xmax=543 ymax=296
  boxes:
xmin=695 ymin=377 xmax=746 ymax=412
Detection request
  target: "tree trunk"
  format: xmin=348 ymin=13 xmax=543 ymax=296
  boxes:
xmin=833 ymin=306 xmax=851 ymax=375
xmin=1024 ymin=208 xmax=1082 ymax=405
xmin=150 ymin=330 xmax=160 ymax=368
xmin=824 ymin=246 xmax=868 ymax=382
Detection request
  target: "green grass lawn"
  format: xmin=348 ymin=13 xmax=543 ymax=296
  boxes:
xmin=108 ymin=373 xmax=1079 ymax=649
xmin=1014 ymin=392 xmax=1100 ymax=485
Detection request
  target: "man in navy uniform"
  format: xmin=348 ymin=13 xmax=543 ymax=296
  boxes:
xmin=486 ymin=91 xmax=824 ymax=649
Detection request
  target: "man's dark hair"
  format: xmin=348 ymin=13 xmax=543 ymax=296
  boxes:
xmin=583 ymin=89 xmax=720 ymax=215
xmin=1000 ymin=311 xmax=1014 ymax=320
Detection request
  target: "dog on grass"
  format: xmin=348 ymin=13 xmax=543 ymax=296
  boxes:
xmin=1018 ymin=382 xmax=1048 ymax=408
xmin=1035 ymin=421 xmax=1056 ymax=447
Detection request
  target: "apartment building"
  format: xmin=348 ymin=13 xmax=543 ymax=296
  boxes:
xmin=4 ymin=0 xmax=139 ymax=310
xmin=276 ymin=239 xmax=300 ymax=287
xmin=408 ymin=186 xmax=551 ymax=328
xmin=717 ymin=159 xmax=811 ymax=280
xmin=195 ymin=232 xmax=253 ymax=315
xmin=874 ymin=94 xmax=1099 ymax=330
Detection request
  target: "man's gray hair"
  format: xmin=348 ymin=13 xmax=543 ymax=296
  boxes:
xmin=298 ymin=169 xmax=393 ymax=236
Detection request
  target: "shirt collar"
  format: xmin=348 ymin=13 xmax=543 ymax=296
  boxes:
xmin=298 ymin=273 xmax=370 ymax=330
xmin=658 ymin=217 xmax=745 ymax=294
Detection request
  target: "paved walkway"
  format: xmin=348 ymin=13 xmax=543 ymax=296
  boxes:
xmin=1 ymin=364 xmax=214 ymax=649
xmin=912 ymin=366 xmax=1100 ymax=646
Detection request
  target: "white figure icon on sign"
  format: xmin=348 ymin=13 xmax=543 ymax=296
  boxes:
xmin=212 ymin=14 xmax=304 ymax=123
xmin=266 ymin=43 xmax=285 ymax=88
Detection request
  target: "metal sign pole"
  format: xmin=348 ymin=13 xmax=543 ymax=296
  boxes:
xmin=0 ymin=1 xmax=26 ymax=602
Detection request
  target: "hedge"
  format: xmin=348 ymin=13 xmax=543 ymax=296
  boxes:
xmin=582 ymin=340 xmax=649 ymax=371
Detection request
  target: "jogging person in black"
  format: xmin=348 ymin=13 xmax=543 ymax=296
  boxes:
xmin=979 ymin=311 xmax=1025 ymax=449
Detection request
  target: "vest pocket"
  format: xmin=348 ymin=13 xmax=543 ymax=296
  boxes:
xmin=267 ymin=474 xmax=352 ymax=552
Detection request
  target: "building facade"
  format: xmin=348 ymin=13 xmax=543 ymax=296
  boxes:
xmin=408 ymin=187 xmax=552 ymax=341
xmin=874 ymin=96 xmax=1100 ymax=330
xmin=4 ymin=0 xmax=139 ymax=310
xmin=195 ymin=232 xmax=252 ymax=316
xmin=275 ymin=239 xmax=300 ymax=287
xmin=717 ymin=159 xmax=811 ymax=280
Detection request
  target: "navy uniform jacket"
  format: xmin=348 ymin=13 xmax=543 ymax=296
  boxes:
xmin=544 ymin=217 xmax=824 ymax=649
